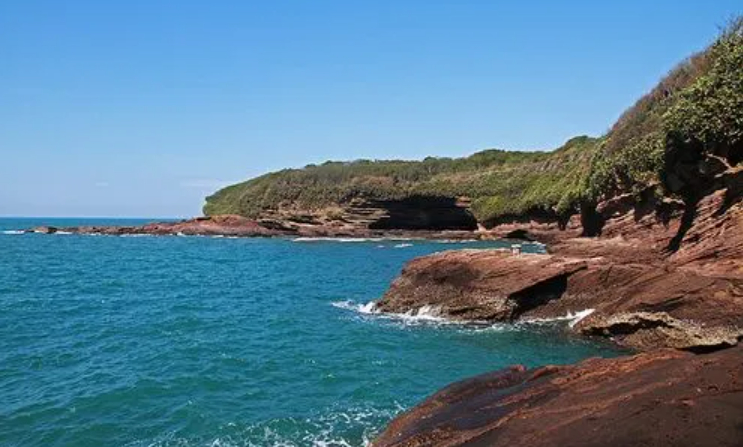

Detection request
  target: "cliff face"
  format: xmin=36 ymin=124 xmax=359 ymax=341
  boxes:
xmin=203 ymin=137 xmax=598 ymax=229
xmin=377 ymin=171 xmax=743 ymax=351
xmin=371 ymin=180 xmax=743 ymax=445
xmin=254 ymin=196 xmax=478 ymax=232
xmin=372 ymin=112 xmax=743 ymax=444
xmin=203 ymin=21 xmax=741 ymax=241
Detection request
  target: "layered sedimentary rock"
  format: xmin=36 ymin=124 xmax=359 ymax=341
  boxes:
xmin=376 ymin=250 xmax=589 ymax=322
xmin=373 ymin=347 xmax=743 ymax=447
xmin=28 ymin=213 xmax=482 ymax=240
xmin=31 ymin=215 xmax=286 ymax=237
xmin=377 ymin=178 xmax=743 ymax=351
xmin=373 ymin=164 xmax=743 ymax=445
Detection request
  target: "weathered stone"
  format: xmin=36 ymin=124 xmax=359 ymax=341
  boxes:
xmin=580 ymin=312 xmax=742 ymax=352
xmin=373 ymin=347 xmax=743 ymax=447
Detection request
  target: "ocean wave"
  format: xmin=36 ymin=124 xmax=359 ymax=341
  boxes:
xmin=332 ymin=301 xmax=462 ymax=326
xmin=1 ymin=230 xmax=25 ymax=235
xmin=331 ymin=300 xmax=379 ymax=315
xmin=334 ymin=300 xmax=595 ymax=330
xmin=393 ymin=243 xmax=413 ymax=249
xmin=293 ymin=237 xmax=414 ymax=243
xmin=128 ymin=404 xmax=402 ymax=447
xmin=520 ymin=308 xmax=596 ymax=328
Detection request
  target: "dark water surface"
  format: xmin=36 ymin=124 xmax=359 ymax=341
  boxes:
xmin=0 ymin=218 xmax=623 ymax=447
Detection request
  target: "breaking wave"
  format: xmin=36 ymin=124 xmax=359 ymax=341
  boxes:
xmin=331 ymin=300 xmax=379 ymax=315
xmin=434 ymin=239 xmax=480 ymax=244
xmin=520 ymin=309 xmax=596 ymax=328
xmin=333 ymin=300 xmax=595 ymax=330
xmin=129 ymin=404 xmax=403 ymax=447
xmin=293 ymin=237 xmax=413 ymax=243
xmin=332 ymin=301 xmax=459 ymax=326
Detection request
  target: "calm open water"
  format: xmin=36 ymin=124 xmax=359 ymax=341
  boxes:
xmin=0 ymin=218 xmax=624 ymax=447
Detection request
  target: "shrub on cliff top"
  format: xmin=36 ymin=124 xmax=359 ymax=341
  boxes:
xmin=204 ymin=136 xmax=598 ymax=223
xmin=584 ymin=18 xmax=742 ymax=202
xmin=205 ymin=18 xmax=742 ymax=224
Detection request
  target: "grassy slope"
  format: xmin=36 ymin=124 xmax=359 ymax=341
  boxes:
xmin=205 ymin=20 xmax=741 ymax=225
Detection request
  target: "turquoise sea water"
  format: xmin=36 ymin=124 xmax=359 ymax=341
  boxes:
xmin=0 ymin=218 xmax=624 ymax=447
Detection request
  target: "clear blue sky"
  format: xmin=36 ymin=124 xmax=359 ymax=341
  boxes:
xmin=1 ymin=1 xmax=739 ymax=217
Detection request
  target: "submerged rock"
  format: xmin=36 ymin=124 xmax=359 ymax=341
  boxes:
xmin=373 ymin=347 xmax=743 ymax=447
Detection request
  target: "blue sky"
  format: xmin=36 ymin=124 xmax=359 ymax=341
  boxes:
xmin=0 ymin=1 xmax=739 ymax=217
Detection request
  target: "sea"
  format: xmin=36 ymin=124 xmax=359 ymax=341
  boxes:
xmin=0 ymin=218 xmax=625 ymax=447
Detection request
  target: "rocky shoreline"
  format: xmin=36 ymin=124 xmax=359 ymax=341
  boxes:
xmin=24 ymin=214 xmax=486 ymax=241
xmin=371 ymin=174 xmax=743 ymax=445
xmin=21 ymin=171 xmax=743 ymax=445
xmin=372 ymin=347 xmax=743 ymax=447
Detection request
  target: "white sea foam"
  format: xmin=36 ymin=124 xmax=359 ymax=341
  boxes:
xmin=293 ymin=237 xmax=414 ymax=243
xmin=567 ymin=308 xmax=596 ymax=327
xmin=56 ymin=231 xmax=73 ymax=235
xmin=520 ymin=308 xmax=596 ymax=327
xmin=334 ymin=299 xmax=595 ymax=330
xmin=393 ymin=243 xmax=413 ymax=248
xmin=294 ymin=237 xmax=377 ymax=243
xmin=333 ymin=300 xmax=460 ymax=326
xmin=331 ymin=300 xmax=379 ymax=315
xmin=1 ymin=230 xmax=24 ymax=235
xmin=181 ymin=404 xmax=403 ymax=447
xmin=393 ymin=305 xmax=449 ymax=323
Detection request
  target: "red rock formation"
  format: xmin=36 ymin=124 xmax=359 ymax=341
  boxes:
xmin=31 ymin=214 xmax=484 ymax=240
xmin=377 ymin=177 xmax=743 ymax=351
xmin=373 ymin=347 xmax=743 ymax=447
xmin=373 ymin=165 xmax=743 ymax=446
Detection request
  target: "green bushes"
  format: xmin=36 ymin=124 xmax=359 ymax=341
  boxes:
xmin=204 ymin=136 xmax=598 ymax=223
xmin=583 ymin=18 xmax=741 ymax=203
xmin=664 ymin=19 xmax=743 ymax=174
xmin=205 ymin=18 xmax=741 ymax=224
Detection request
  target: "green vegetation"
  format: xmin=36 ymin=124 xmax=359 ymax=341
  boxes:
xmin=584 ymin=18 xmax=742 ymax=201
xmin=204 ymin=136 xmax=599 ymax=224
xmin=205 ymin=19 xmax=742 ymax=224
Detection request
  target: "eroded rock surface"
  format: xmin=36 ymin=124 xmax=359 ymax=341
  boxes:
xmin=376 ymin=250 xmax=588 ymax=321
xmin=580 ymin=312 xmax=742 ymax=353
xmin=373 ymin=347 xmax=743 ymax=447
xmin=32 ymin=214 xmax=483 ymax=240
xmin=376 ymin=178 xmax=743 ymax=351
